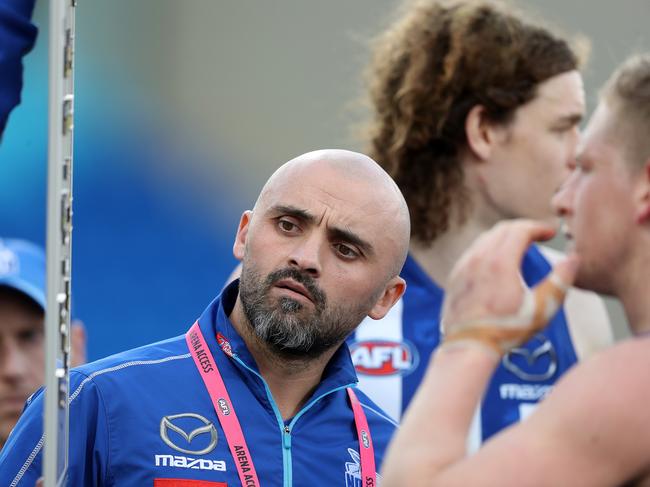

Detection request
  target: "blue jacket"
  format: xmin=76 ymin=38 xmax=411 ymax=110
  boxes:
xmin=0 ymin=281 xmax=397 ymax=486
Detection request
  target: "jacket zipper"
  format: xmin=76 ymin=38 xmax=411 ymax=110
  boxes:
xmin=233 ymin=355 xmax=355 ymax=487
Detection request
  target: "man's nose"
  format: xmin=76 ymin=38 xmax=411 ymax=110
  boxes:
xmin=552 ymin=172 xmax=576 ymax=217
xmin=287 ymin=232 xmax=323 ymax=278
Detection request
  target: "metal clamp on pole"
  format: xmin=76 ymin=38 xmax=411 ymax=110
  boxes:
xmin=44 ymin=0 xmax=76 ymax=486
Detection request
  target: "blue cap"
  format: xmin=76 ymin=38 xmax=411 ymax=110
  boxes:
xmin=0 ymin=238 xmax=45 ymax=310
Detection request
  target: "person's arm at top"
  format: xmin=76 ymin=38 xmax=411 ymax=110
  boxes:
xmin=0 ymin=0 xmax=37 ymax=139
xmin=381 ymin=220 xmax=650 ymax=487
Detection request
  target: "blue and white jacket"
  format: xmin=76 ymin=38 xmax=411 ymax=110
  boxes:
xmin=0 ymin=281 xmax=396 ymax=486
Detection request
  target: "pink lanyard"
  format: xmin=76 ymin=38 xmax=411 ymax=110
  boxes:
xmin=346 ymin=387 xmax=377 ymax=487
xmin=187 ymin=322 xmax=261 ymax=486
xmin=186 ymin=321 xmax=376 ymax=486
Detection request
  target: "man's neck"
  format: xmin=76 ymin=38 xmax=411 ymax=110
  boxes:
xmin=229 ymin=297 xmax=337 ymax=420
xmin=410 ymin=212 xmax=493 ymax=288
xmin=617 ymin=242 xmax=650 ymax=336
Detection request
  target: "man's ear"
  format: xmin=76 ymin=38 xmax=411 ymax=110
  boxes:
xmin=465 ymin=104 xmax=504 ymax=161
xmin=635 ymin=159 xmax=650 ymax=224
xmin=233 ymin=210 xmax=252 ymax=261
xmin=367 ymin=277 xmax=406 ymax=320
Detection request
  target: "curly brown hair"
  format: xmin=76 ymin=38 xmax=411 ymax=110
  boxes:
xmin=364 ymin=0 xmax=582 ymax=245
xmin=602 ymin=54 xmax=650 ymax=167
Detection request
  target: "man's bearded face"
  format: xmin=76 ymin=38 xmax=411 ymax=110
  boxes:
xmin=239 ymin=261 xmax=372 ymax=359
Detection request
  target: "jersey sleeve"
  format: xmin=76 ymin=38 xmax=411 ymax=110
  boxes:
xmin=0 ymin=370 xmax=111 ymax=486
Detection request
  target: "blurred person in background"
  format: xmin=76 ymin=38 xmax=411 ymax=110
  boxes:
xmin=349 ymin=0 xmax=612 ymax=448
xmin=0 ymin=238 xmax=86 ymax=450
xmin=381 ymin=54 xmax=650 ymax=486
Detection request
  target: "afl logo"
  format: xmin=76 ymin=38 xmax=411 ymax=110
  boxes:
xmin=360 ymin=430 xmax=370 ymax=449
xmin=217 ymin=398 xmax=231 ymax=416
xmin=217 ymin=332 xmax=234 ymax=357
xmin=350 ymin=340 xmax=418 ymax=376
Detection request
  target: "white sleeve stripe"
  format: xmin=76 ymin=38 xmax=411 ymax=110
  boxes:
xmin=10 ymin=353 xmax=191 ymax=486
xmin=9 ymin=435 xmax=43 ymax=487
xmin=69 ymin=353 xmax=191 ymax=401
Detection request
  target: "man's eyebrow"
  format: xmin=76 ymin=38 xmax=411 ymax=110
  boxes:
xmin=556 ymin=113 xmax=583 ymax=126
xmin=269 ymin=205 xmax=315 ymax=223
xmin=328 ymin=227 xmax=375 ymax=257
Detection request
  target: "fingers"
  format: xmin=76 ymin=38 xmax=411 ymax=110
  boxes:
xmin=488 ymin=220 xmax=557 ymax=266
xmin=443 ymin=254 xmax=578 ymax=354
xmin=452 ymin=219 xmax=557 ymax=286
xmin=445 ymin=219 xmax=558 ymax=322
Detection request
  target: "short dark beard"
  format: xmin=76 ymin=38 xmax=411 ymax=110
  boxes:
xmin=239 ymin=263 xmax=371 ymax=360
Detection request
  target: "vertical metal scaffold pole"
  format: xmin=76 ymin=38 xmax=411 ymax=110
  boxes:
xmin=44 ymin=0 xmax=76 ymax=485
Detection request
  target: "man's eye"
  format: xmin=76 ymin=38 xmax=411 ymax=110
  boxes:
xmin=278 ymin=219 xmax=298 ymax=232
xmin=335 ymin=244 xmax=359 ymax=259
xmin=18 ymin=328 xmax=43 ymax=345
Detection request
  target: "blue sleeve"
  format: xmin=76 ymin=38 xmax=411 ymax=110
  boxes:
xmin=0 ymin=0 xmax=37 ymax=138
xmin=0 ymin=371 xmax=110 ymax=486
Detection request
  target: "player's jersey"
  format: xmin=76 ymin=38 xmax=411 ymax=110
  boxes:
xmin=349 ymin=245 xmax=578 ymax=447
xmin=0 ymin=281 xmax=396 ymax=487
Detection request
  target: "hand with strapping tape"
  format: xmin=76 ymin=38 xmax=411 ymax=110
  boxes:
xmin=440 ymin=220 xmax=579 ymax=357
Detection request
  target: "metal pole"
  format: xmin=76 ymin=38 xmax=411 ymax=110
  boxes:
xmin=44 ymin=0 xmax=76 ymax=485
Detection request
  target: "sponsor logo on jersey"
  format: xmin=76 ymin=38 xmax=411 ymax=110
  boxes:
xmin=160 ymin=413 xmax=218 ymax=455
xmin=502 ymin=334 xmax=558 ymax=382
xmin=499 ymin=383 xmax=553 ymax=401
xmin=344 ymin=448 xmax=381 ymax=487
xmin=154 ymin=454 xmax=226 ymax=472
xmin=217 ymin=332 xmax=234 ymax=357
xmin=350 ymin=340 xmax=418 ymax=376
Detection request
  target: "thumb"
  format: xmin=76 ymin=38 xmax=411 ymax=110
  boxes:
xmin=529 ymin=253 xmax=579 ymax=329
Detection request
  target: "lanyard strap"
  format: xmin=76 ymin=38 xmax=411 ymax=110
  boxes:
xmin=347 ymin=388 xmax=377 ymax=486
xmin=186 ymin=322 xmax=261 ymax=487
xmin=187 ymin=321 xmax=376 ymax=486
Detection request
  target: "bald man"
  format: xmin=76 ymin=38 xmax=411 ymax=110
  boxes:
xmin=0 ymin=149 xmax=410 ymax=487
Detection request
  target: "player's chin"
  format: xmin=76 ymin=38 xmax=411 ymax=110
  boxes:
xmin=572 ymin=264 xmax=609 ymax=294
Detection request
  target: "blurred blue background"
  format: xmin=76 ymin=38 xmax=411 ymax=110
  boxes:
xmin=0 ymin=0 xmax=647 ymax=360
